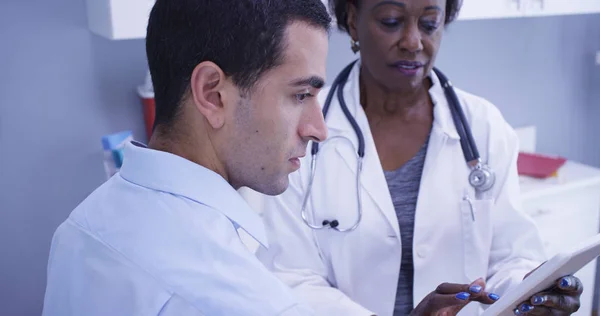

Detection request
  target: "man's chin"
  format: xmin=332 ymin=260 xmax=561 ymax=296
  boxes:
xmin=249 ymin=176 xmax=289 ymax=196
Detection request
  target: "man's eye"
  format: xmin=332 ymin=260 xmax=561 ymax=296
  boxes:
xmin=296 ymin=93 xmax=313 ymax=103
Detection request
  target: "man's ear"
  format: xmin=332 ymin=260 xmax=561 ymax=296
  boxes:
xmin=189 ymin=61 xmax=230 ymax=129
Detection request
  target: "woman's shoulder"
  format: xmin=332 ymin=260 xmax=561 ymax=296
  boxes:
xmin=453 ymin=88 xmax=507 ymax=126
xmin=452 ymin=87 xmax=520 ymax=157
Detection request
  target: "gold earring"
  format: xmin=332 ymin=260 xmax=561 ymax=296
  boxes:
xmin=351 ymin=39 xmax=360 ymax=54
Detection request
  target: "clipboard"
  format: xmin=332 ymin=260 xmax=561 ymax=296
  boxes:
xmin=481 ymin=233 xmax=600 ymax=316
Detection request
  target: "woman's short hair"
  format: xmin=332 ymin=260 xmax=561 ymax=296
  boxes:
xmin=329 ymin=0 xmax=463 ymax=33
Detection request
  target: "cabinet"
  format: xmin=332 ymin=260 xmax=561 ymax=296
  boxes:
xmin=519 ymin=161 xmax=600 ymax=316
xmin=458 ymin=0 xmax=600 ymax=20
xmin=458 ymin=0 xmax=523 ymax=20
xmin=523 ymin=0 xmax=600 ymax=17
xmin=86 ymin=0 xmax=155 ymax=40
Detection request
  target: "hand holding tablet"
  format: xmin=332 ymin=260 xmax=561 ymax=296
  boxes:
xmin=410 ymin=278 xmax=501 ymax=316
xmin=512 ymin=272 xmax=583 ymax=315
xmin=481 ymin=234 xmax=600 ymax=316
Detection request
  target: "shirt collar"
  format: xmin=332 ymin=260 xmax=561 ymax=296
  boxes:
xmin=119 ymin=141 xmax=268 ymax=248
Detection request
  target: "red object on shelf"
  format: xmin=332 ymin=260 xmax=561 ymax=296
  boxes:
xmin=140 ymin=97 xmax=155 ymax=139
xmin=517 ymin=152 xmax=567 ymax=179
xmin=138 ymin=71 xmax=155 ymax=139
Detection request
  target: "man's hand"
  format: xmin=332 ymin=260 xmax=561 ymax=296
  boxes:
xmin=513 ymin=269 xmax=583 ymax=315
xmin=410 ymin=278 xmax=500 ymax=316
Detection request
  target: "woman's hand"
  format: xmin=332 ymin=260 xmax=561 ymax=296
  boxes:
xmin=513 ymin=275 xmax=583 ymax=315
xmin=410 ymin=278 xmax=500 ymax=316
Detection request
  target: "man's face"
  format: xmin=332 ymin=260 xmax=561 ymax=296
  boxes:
xmin=223 ymin=21 xmax=329 ymax=195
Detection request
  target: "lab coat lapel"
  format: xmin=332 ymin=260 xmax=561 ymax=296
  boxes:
xmin=412 ymin=72 xmax=463 ymax=305
xmin=352 ymin=114 xmax=401 ymax=238
xmin=419 ymin=72 xmax=461 ymax=181
xmin=326 ymin=60 xmax=401 ymax=239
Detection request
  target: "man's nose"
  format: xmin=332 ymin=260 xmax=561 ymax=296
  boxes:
xmin=299 ymin=102 xmax=328 ymax=143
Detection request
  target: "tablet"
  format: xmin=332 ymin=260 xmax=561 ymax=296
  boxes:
xmin=481 ymin=233 xmax=600 ymax=316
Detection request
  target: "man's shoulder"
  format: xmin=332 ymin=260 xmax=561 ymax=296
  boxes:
xmin=50 ymin=179 xmax=303 ymax=315
xmin=68 ymin=175 xmax=239 ymax=266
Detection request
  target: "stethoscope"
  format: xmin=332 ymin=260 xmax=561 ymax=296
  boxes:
xmin=300 ymin=60 xmax=496 ymax=232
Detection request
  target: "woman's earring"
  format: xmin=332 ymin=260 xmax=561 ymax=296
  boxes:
xmin=351 ymin=39 xmax=360 ymax=54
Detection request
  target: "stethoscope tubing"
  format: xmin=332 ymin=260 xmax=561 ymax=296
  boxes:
xmin=302 ymin=60 xmax=492 ymax=232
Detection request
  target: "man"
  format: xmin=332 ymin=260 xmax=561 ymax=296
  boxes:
xmin=41 ymin=0 xmax=330 ymax=315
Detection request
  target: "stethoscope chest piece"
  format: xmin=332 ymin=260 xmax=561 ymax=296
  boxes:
xmin=468 ymin=162 xmax=495 ymax=193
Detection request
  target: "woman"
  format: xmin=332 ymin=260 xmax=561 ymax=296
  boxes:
xmin=244 ymin=0 xmax=583 ymax=315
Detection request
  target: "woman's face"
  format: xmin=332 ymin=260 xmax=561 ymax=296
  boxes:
xmin=348 ymin=0 xmax=447 ymax=92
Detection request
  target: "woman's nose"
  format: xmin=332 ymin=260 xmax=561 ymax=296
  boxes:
xmin=399 ymin=23 xmax=423 ymax=53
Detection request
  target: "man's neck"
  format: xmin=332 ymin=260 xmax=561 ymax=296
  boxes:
xmin=148 ymin=128 xmax=228 ymax=183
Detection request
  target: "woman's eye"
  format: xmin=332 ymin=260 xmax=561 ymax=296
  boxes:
xmin=421 ymin=21 xmax=439 ymax=33
xmin=380 ymin=18 xmax=399 ymax=28
xmin=295 ymin=92 xmax=313 ymax=103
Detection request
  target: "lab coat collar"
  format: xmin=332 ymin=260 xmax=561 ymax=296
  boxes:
xmin=428 ymin=70 xmax=461 ymax=140
xmin=119 ymin=141 xmax=268 ymax=248
xmin=325 ymin=58 xmax=460 ymax=140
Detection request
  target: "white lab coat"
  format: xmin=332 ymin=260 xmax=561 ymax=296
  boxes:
xmin=244 ymin=59 xmax=547 ymax=316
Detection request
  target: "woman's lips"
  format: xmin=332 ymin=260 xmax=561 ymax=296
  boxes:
xmin=390 ymin=60 xmax=424 ymax=76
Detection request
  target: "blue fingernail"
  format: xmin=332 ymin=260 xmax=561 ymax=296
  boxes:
xmin=470 ymin=285 xmax=482 ymax=293
xmin=456 ymin=292 xmax=471 ymax=300
xmin=514 ymin=308 xmax=523 ymax=315
xmin=532 ymin=295 xmax=545 ymax=305
xmin=520 ymin=303 xmax=534 ymax=312
xmin=489 ymin=293 xmax=500 ymax=301
xmin=560 ymin=277 xmax=571 ymax=288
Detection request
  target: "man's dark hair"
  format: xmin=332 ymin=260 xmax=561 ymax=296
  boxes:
xmin=330 ymin=0 xmax=463 ymax=33
xmin=146 ymin=0 xmax=332 ymax=129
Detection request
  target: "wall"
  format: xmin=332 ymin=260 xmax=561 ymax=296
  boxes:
xmin=588 ymin=47 xmax=600 ymax=165
xmin=0 ymin=1 xmax=598 ymax=315
xmin=0 ymin=1 xmax=148 ymax=315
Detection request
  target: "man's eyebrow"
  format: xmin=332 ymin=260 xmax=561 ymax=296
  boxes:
xmin=424 ymin=5 xmax=443 ymax=12
xmin=289 ymin=76 xmax=325 ymax=89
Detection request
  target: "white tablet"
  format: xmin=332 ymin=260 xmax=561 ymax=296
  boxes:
xmin=481 ymin=233 xmax=600 ymax=316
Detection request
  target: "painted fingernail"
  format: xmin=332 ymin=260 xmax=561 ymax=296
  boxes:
xmin=456 ymin=292 xmax=471 ymax=300
xmin=520 ymin=303 xmax=534 ymax=312
xmin=532 ymin=295 xmax=545 ymax=305
xmin=469 ymin=285 xmax=482 ymax=293
xmin=560 ymin=277 xmax=572 ymax=288
xmin=514 ymin=308 xmax=523 ymax=315
xmin=489 ymin=293 xmax=500 ymax=301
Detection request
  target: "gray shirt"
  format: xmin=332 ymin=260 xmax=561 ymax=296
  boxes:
xmin=383 ymin=135 xmax=430 ymax=316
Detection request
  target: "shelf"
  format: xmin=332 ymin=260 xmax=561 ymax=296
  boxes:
xmin=520 ymin=161 xmax=600 ymax=201
xmin=86 ymin=0 xmax=155 ymax=40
